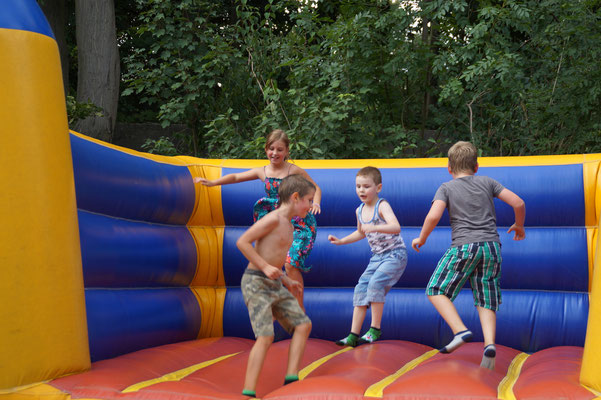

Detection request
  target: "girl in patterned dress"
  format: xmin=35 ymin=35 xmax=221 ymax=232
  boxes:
xmin=195 ymin=129 xmax=322 ymax=310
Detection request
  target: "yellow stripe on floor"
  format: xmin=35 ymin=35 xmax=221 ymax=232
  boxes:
xmin=498 ymin=352 xmax=530 ymax=400
xmin=298 ymin=347 xmax=354 ymax=380
xmin=121 ymin=352 xmax=242 ymax=393
xmin=364 ymin=349 xmax=439 ymax=398
xmin=582 ymin=383 xmax=601 ymax=398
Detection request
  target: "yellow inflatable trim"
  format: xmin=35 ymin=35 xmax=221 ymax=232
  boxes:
xmin=298 ymin=347 xmax=353 ymax=380
xmin=581 ymin=218 xmax=601 ymax=391
xmin=497 ymin=352 xmax=530 ymax=400
xmin=121 ymin=352 xmax=241 ymax=393
xmin=191 ymin=287 xmax=225 ymax=338
xmin=182 ymin=153 xmax=601 ymax=170
xmin=185 ymin=164 xmax=225 ymax=227
xmin=363 ymin=349 xmax=438 ymax=398
xmin=0 ymin=382 xmax=70 ymax=400
xmin=189 ymin=227 xmax=224 ymax=287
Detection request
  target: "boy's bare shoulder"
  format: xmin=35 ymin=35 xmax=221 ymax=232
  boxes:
xmin=260 ymin=208 xmax=291 ymax=226
xmin=378 ymin=199 xmax=395 ymax=212
xmin=248 ymin=210 xmax=280 ymax=232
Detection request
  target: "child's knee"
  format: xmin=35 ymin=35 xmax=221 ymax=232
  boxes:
xmin=255 ymin=335 xmax=274 ymax=347
xmin=295 ymin=321 xmax=312 ymax=336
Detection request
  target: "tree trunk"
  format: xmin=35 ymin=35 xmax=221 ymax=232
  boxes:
xmin=74 ymin=0 xmax=120 ymax=142
xmin=39 ymin=0 xmax=69 ymax=96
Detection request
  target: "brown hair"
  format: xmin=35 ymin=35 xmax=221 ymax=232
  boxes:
xmin=265 ymin=129 xmax=290 ymax=151
xmin=448 ymin=141 xmax=478 ymax=174
xmin=357 ymin=166 xmax=382 ymax=185
xmin=278 ymin=174 xmax=316 ymax=204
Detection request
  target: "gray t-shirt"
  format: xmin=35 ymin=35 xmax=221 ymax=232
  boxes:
xmin=433 ymin=175 xmax=505 ymax=247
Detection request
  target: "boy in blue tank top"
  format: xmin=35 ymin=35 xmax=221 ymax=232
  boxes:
xmin=412 ymin=141 xmax=526 ymax=370
xmin=328 ymin=166 xmax=408 ymax=347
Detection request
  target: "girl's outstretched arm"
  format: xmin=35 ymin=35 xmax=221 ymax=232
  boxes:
xmin=194 ymin=167 xmax=262 ymax=187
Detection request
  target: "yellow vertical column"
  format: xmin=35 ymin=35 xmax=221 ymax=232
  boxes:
xmin=0 ymin=29 xmax=90 ymax=389
xmin=581 ymin=158 xmax=601 ymax=392
xmin=182 ymin=161 xmax=227 ymax=338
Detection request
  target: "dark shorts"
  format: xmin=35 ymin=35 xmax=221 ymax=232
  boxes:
xmin=426 ymin=241 xmax=502 ymax=311
xmin=241 ymin=269 xmax=311 ymax=337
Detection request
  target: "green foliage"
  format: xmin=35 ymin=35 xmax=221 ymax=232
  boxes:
xmin=123 ymin=0 xmax=601 ymax=158
xmin=141 ymin=136 xmax=178 ymax=156
xmin=66 ymin=95 xmax=103 ymax=127
xmin=430 ymin=0 xmax=601 ymax=155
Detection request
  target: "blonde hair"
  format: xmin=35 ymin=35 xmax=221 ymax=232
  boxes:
xmin=357 ymin=166 xmax=382 ymax=185
xmin=278 ymin=174 xmax=316 ymax=204
xmin=265 ymin=129 xmax=290 ymax=151
xmin=448 ymin=141 xmax=478 ymax=174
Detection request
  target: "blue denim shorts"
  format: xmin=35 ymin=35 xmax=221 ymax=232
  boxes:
xmin=353 ymin=247 xmax=408 ymax=307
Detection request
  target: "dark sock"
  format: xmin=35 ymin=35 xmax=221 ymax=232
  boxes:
xmin=242 ymin=389 xmax=256 ymax=397
xmin=357 ymin=327 xmax=381 ymax=344
xmin=284 ymin=374 xmax=299 ymax=385
xmin=480 ymin=344 xmax=496 ymax=370
xmin=439 ymin=329 xmax=473 ymax=353
xmin=335 ymin=332 xmax=359 ymax=347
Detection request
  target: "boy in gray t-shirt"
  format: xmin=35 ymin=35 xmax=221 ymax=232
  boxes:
xmin=412 ymin=141 xmax=526 ymax=370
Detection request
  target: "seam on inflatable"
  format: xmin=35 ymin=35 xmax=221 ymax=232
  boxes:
xmin=497 ymin=352 xmax=530 ymax=400
xmin=121 ymin=352 xmax=241 ymax=393
xmin=298 ymin=347 xmax=353 ymax=380
xmin=582 ymin=384 xmax=601 ymax=397
xmin=363 ymin=349 xmax=439 ymax=398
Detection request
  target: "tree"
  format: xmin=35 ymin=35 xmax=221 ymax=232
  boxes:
xmin=38 ymin=0 xmax=69 ymax=96
xmin=123 ymin=0 xmax=601 ymax=158
xmin=73 ymin=0 xmax=120 ymax=142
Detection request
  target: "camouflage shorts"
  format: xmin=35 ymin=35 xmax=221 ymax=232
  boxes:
xmin=241 ymin=269 xmax=311 ymax=338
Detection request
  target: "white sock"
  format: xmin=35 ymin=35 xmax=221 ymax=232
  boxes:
xmin=439 ymin=330 xmax=473 ymax=353
xmin=480 ymin=344 xmax=496 ymax=370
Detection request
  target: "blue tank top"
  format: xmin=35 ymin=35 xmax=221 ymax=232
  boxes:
xmin=358 ymin=198 xmax=405 ymax=254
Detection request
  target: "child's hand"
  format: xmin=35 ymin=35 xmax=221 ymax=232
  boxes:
xmin=328 ymin=234 xmax=342 ymax=245
xmin=262 ymin=264 xmax=284 ymax=280
xmin=282 ymin=276 xmax=303 ymax=297
xmin=194 ymin=177 xmax=215 ymax=186
xmin=310 ymin=203 xmax=321 ymax=215
xmin=411 ymin=238 xmax=425 ymax=252
xmin=507 ymin=224 xmax=525 ymax=241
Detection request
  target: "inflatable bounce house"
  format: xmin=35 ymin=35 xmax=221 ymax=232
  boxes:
xmin=2 ymin=1 xmax=601 ymax=399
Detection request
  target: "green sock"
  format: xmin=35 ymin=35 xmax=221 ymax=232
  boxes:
xmin=242 ymin=389 xmax=256 ymax=397
xmin=335 ymin=332 xmax=359 ymax=347
xmin=359 ymin=327 xmax=381 ymax=343
xmin=284 ymin=374 xmax=299 ymax=385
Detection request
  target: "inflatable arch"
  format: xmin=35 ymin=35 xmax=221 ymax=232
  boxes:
xmin=1 ymin=1 xmax=601 ymax=399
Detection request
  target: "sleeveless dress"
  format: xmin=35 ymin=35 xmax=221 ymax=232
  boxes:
xmin=253 ymin=176 xmax=317 ymax=272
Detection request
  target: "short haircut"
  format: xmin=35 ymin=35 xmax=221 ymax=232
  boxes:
xmin=448 ymin=141 xmax=478 ymax=173
xmin=357 ymin=166 xmax=382 ymax=185
xmin=265 ymin=129 xmax=290 ymax=151
xmin=278 ymin=174 xmax=316 ymax=204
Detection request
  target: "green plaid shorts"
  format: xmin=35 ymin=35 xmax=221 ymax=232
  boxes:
xmin=426 ymin=241 xmax=502 ymax=311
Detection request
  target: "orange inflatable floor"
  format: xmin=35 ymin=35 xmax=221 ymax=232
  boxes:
xmin=48 ymin=338 xmax=595 ymax=400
